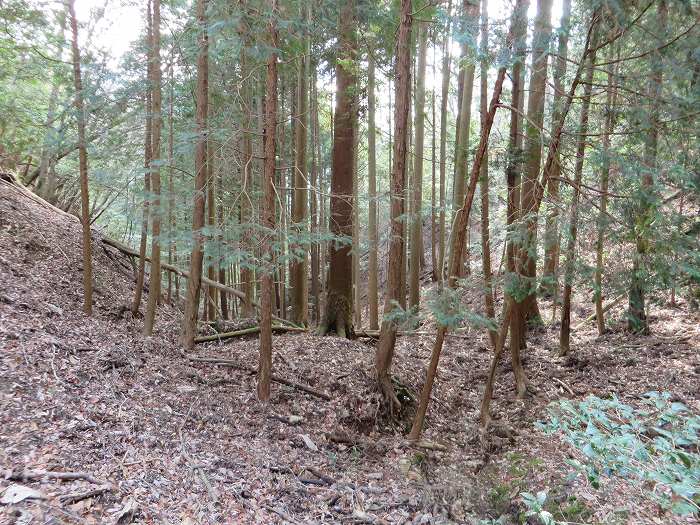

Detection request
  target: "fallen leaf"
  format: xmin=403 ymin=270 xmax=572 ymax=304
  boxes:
xmin=1 ymin=484 xmax=45 ymax=504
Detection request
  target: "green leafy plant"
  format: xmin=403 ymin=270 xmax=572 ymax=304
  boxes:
xmin=538 ymin=392 xmax=700 ymax=516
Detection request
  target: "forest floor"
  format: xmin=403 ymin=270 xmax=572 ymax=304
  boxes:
xmin=1 ymin=179 xmax=699 ymax=525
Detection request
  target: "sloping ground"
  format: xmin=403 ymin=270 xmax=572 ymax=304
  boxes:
xmin=1 ymin=179 xmax=699 ymax=524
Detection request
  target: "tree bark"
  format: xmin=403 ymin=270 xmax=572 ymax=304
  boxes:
xmin=367 ymin=56 xmax=379 ymax=331
xmin=479 ymin=0 xmax=496 ymax=348
xmin=409 ymin=21 xmax=428 ymax=310
xmin=310 ymin=65 xmax=321 ymax=324
xmin=144 ymin=0 xmax=163 ymax=336
xmin=375 ymin=0 xmax=412 ymax=413
xmin=628 ymin=0 xmax=667 ymax=334
xmin=67 ymin=0 xmax=93 ymax=316
xmin=541 ymin=0 xmax=571 ymax=298
xmin=181 ymin=0 xmax=209 ymax=350
xmin=559 ymin=28 xmax=598 ymax=356
xmin=410 ymin=53 xmax=510 ymax=442
xmin=291 ymin=8 xmax=309 ymax=326
xmin=321 ymin=0 xmax=357 ymax=338
xmin=451 ymin=0 xmax=479 ymax=278
xmin=258 ymin=0 xmax=278 ymax=402
xmin=519 ymin=0 xmax=553 ymax=324
xmin=132 ymin=3 xmax=153 ymax=316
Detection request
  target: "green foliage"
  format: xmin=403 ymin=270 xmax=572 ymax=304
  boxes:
xmin=538 ymin=392 xmax=700 ymax=517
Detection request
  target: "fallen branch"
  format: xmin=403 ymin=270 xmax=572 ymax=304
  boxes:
xmin=194 ymin=325 xmax=307 ymax=343
xmin=59 ymin=484 xmax=113 ymax=505
xmin=572 ymin=293 xmax=625 ymax=331
xmin=190 ymin=356 xmax=331 ymax=400
xmin=409 ymin=440 xmax=448 ymax=452
xmin=552 ymin=376 xmax=576 ymax=396
xmin=356 ymin=329 xmax=471 ymax=339
xmin=6 ymin=469 xmax=103 ymax=485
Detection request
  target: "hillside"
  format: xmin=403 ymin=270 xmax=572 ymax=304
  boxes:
xmin=1 ymin=178 xmax=699 ymax=523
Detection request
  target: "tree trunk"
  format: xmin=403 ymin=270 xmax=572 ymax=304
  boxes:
xmin=167 ymin=47 xmax=176 ymax=304
xmin=505 ymin=0 xmax=528 ymax=359
xmin=409 ymin=21 xmax=428 ymax=310
xmin=437 ymin=0 xmax=453 ymax=285
xmin=67 ymin=0 xmax=93 ymax=316
xmin=310 ymin=65 xmax=321 ymax=324
xmin=144 ymin=0 xmax=162 ymax=336
xmin=258 ymin=0 xmax=278 ymax=402
xmin=291 ymin=11 xmax=309 ymax=326
xmin=181 ymin=0 xmax=208 ymax=350
xmin=595 ymin=52 xmax=618 ymax=336
xmin=628 ymin=0 xmax=667 ymax=334
xmin=541 ymin=0 xmax=571 ymax=298
xmin=132 ymin=3 xmax=153 ymax=317
xmin=375 ymin=0 xmax=412 ymax=413
xmin=479 ymin=0 xmax=496 ymax=348
xmin=559 ymin=29 xmax=597 ymax=356
xmin=367 ymin=56 xmax=379 ymax=331
xmin=410 ymin=52 xmax=510 ymax=441
xmin=321 ymin=0 xmax=357 ymax=338
xmin=519 ymin=0 xmax=552 ymax=325
xmin=206 ymin=143 xmax=217 ymax=321
xmin=451 ymin=0 xmax=478 ymax=278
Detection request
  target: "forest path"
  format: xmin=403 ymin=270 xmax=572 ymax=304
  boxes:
xmin=1 ymin=180 xmax=698 ymax=524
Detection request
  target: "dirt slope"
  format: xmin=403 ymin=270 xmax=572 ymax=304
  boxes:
xmin=1 ymin=180 xmax=699 ymax=524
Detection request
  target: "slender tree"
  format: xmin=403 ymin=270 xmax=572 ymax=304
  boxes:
xmin=560 ymin=28 xmax=598 ymax=356
xmin=479 ymin=0 xmax=496 ymax=348
xmin=258 ymin=0 xmax=278 ymax=402
xmin=367 ymin=56 xmax=379 ymax=331
xmin=132 ymin=3 xmax=153 ymax=316
xmin=67 ymin=0 xmax=93 ymax=316
xmin=519 ymin=0 xmax=553 ymax=324
xmin=181 ymin=0 xmax=209 ymax=350
xmin=291 ymin=6 xmax=309 ymax=326
xmin=409 ymin=20 xmax=428 ymax=309
xmin=375 ymin=0 xmax=412 ymax=413
xmin=541 ymin=0 xmax=572 ymax=298
xmin=144 ymin=0 xmax=163 ymax=336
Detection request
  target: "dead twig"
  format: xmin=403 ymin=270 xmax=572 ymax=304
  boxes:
xmin=59 ymin=484 xmax=113 ymax=505
xmin=6 ymin=469 xmax=103 ymax=485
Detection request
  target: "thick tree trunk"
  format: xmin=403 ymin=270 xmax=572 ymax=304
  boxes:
xmin=181 ymin=0 xmax=209 ymax=350
xmin=541 ymin=0 xmax=571 ymax=298
xmin=409 ymin=21 xmax=428 ymax=310
xmin=144 ymin=0 xmax=162 ymax=336
xmin=479 ymin=0 xmax=496 ymax=348
xmin=367 ymin=56 xmax=379 ymax=331
xmin=321 ymin=0 xmax=357 ymax=338
xmin=67 ymin=0 xmax=93 ymax=316
xmin=375 ymin=0 xmax=412 ymax=413
xmin=559 ymin=30 xmax=597 ymax=356
xmin=519 ymin=0 xmax=553 ymax=324
xmin=258 ymin=1 xmax=278 ymax=402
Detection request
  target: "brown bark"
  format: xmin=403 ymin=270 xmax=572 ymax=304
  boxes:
xmin=311 ymin=65 xmax=321 ymax=324
xmin=409 ymin=21 xmax=428 ymax=310
xmin=67 ymin=0 xmax=93 ymax=316
xmin=291 ymin=6 xmax=309 ymax=327
xmin=451 ymin=0 xmax=479 ymax=278
xmin=479 ymin=0 xmax=496 ymax=348
xmin=628 ymin=0 xmax=667 ymax=334
xmin=541 ymin=0 xmax=571 ymax=298
xmin=132 ymin=3 xmax=153 ymax=316
xmin=367 ymin=56 xmax=379 ymax=331
xmin=144 ymin=0 xmax=162 ymax=336
xmin=181 ymin=0 xmax=208 ymax=351
xmin=595 ymin=55 xmax=618 ymax=336
xmin=321 ymin=0 xmax=356 ymax=338
xmin=409 ymin=53 xmax=510 ymax=442
xmin=519 ymin=0 xmax=553 ymax=324
xmin=375 ymin=0 xmax=412 ymax=413
xmin=167 ymin=47 xmax=176 ymax=304
xmin=258 ymin=1 xmax=278 ymax=402
xmin=559 ymin=29 xmax=597 ymax=356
